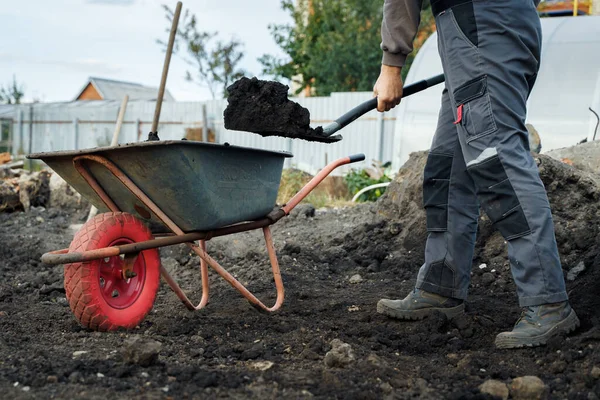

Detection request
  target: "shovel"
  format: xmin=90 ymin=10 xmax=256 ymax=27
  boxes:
xmin=308 ymin=73 xmax=445 ymax=143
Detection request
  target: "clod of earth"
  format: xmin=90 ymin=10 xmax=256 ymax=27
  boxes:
xmin=121 ymin=335 xmax=162 ymax=367
xmin=567 ymin=261 xmax=586 ymax=281
xmin=0 ymin=181 xmax=20 ymax=212
xmin=250 ymin=361 xmax=274 ymax=371
xmin=510 ymin=376 xmax=548 ymax=400
xmin=324 ymin=339 xmax=355 ymax=368
xmin=479 ymin=379 xmax=509 ymax=400
xmin=223 ymin=77 xmax=326 ymax=142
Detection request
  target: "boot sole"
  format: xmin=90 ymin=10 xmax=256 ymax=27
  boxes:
xmin=495 ymin=309 xmax=580 ymax=349
xmin=376 ymin=301 xmax=465 ymax=320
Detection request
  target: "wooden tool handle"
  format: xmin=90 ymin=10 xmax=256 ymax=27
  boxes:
xmin=151 ymin=1 xmax=182 ymax=136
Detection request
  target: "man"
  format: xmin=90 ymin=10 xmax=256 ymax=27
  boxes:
xmin=373 ymin=0 xmax=579 ymax=348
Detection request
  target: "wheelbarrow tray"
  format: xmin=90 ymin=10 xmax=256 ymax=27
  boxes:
xmin=29 ymin=140 xmax=292 ymax=232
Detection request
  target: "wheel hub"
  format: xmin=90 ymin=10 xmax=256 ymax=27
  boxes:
xmin=99 ymin=238 xmax=146 ymax=309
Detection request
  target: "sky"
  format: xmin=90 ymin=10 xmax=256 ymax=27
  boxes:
xmin=0 ymin=0 xmax=291 ymax=102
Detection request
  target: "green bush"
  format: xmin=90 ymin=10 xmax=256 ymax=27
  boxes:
xmin=344 ymin=164 xmax=392 ymax=202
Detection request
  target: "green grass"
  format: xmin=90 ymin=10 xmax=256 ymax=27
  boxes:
xmin=277 ymin=168 xmax=354 ymax=209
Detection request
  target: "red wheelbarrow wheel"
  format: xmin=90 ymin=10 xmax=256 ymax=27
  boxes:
xmin=64 ymin=212 xmax=160 ymax=331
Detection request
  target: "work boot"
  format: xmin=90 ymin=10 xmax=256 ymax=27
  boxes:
xmin=495 ymin=301 xmax=580 ymax=349
xmin=377 ymin=289 xmax=464 ymax=320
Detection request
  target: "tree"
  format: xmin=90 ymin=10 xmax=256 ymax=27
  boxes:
xmin=0 ymin=75 xmax=25 ymax=104
xmin=260 ymin=0 xmax=434 ymax=96
xmin=159 ymin=5 xmax=246 ymax=99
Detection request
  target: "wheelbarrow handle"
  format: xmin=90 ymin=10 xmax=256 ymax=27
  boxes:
xmin=349 ymin=154 xmax=366 ymax=163
xmin=322 ymin=73 xmax=445 ymax=137
xmin=282 ymin=153 xmax=365 ymax=215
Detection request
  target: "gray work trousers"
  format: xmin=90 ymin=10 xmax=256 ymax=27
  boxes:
xmin=415 ymin=0 xmax=568 ymax=307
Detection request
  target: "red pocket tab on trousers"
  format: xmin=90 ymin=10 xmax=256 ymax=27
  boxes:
xmin=453 ymin=104 xmax=463 ymax=125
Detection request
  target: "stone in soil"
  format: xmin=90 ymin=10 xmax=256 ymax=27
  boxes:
xmin=121 ymin=335 xmax=162 ymax=367
xmin=324 ymin=339 xmax=355 ymax=368
xmin=479 ymin=379 xmax=509 ymax=400
xmin=510 ymin=376 xmax=547 ymax=400
xmin=567 ymin=261 xmax=586 ymax=281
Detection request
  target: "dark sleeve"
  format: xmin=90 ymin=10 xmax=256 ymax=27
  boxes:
xmin=380 ymin=0 xmax=424 ymax=67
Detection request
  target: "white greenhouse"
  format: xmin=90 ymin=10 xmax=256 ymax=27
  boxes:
xmin=392 ymin=15 xmax=600 ymax=171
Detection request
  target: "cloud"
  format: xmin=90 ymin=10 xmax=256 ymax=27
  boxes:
xmin=0 ymin=54 xmax=123 ymax=75
xmin=86 ymin=0 xmax=135 ymax=5
xmin=71 ymin=58 xmax=123 ymax=74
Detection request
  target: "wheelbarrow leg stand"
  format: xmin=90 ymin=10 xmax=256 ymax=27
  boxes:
xmin=164 ymin=232 xmax=284 ymax=312
xmin=156 ymin=243 xmax=215 ymax=312
xmin=159 ymin=240 xmax=211 ymax=311
xmin=187 ymin=226 xmax=284 ymax=312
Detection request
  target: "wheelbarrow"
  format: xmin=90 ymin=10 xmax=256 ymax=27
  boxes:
xmin=29 ymin=140 xmax=365 ymax=331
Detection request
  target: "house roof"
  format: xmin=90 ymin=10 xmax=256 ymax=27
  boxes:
xmin=75 ymin=77 xmax=175 ymax=101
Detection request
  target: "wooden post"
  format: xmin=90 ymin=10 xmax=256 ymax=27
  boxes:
xmin=111 ymin=95 xmax=129 ymax=146
xmin=377 ymin=109 xmax=385 ymax=163
xmin=28 ymin=105 xmax=33 ymax=170
xmin=136 ymin=118 xmax=141 ymax=141
xmin=17 ymin=109 xmax=23 ymax=155
xmin=201 ymin=103 xmax=208 ymax=142
xmin=286 ymin=138 xmax=293 ymax=168
xmin=73 ymin=118 xmax=79 ymax=150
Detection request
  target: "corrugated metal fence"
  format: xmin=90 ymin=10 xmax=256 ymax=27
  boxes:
xmin=1 ymin=94 xmax=398 ymax=175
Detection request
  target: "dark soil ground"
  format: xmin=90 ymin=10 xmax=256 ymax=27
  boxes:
xmin=1 ymin=153 xmax=600 ymax=399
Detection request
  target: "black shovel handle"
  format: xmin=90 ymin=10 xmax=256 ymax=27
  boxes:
xmin=322 ymin=73 xmax=445 ymax=137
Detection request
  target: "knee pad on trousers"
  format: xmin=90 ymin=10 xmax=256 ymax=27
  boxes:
xmin=423 ymin=153 xmax=453 ymax=231
xmin=421 ymin=259 xmax=455 ymax=298
xmin=467 ymin=155 xmax=531 ymax=239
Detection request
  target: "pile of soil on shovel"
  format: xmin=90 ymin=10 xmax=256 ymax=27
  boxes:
xmin=224 ymin=77 xmax=325 ymax=141
xmin=1 ymin=152 xmax=600 ymax=399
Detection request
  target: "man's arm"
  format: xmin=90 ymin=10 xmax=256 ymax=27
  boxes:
xmin=381 ymin=0 xmax=424 ymax=67
xmin=374 ymin=0 xmax=423 ymax=112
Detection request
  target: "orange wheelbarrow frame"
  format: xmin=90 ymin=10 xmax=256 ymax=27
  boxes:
xmin=42 ymin=153 xmax=365 ymax=314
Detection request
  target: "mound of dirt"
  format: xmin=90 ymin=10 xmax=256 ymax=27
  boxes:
xmin=224 ymin=77 xmax=325 ymax=140
xmin=1 ymin=168 xmax=89 ymax=213
xmin=546 ymin=140 xmax=600 ymax=174
xmin=0 ymin=169 xmax=51 ymax=212
xmin=378 ymin=151 xmax=600 ymax=274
